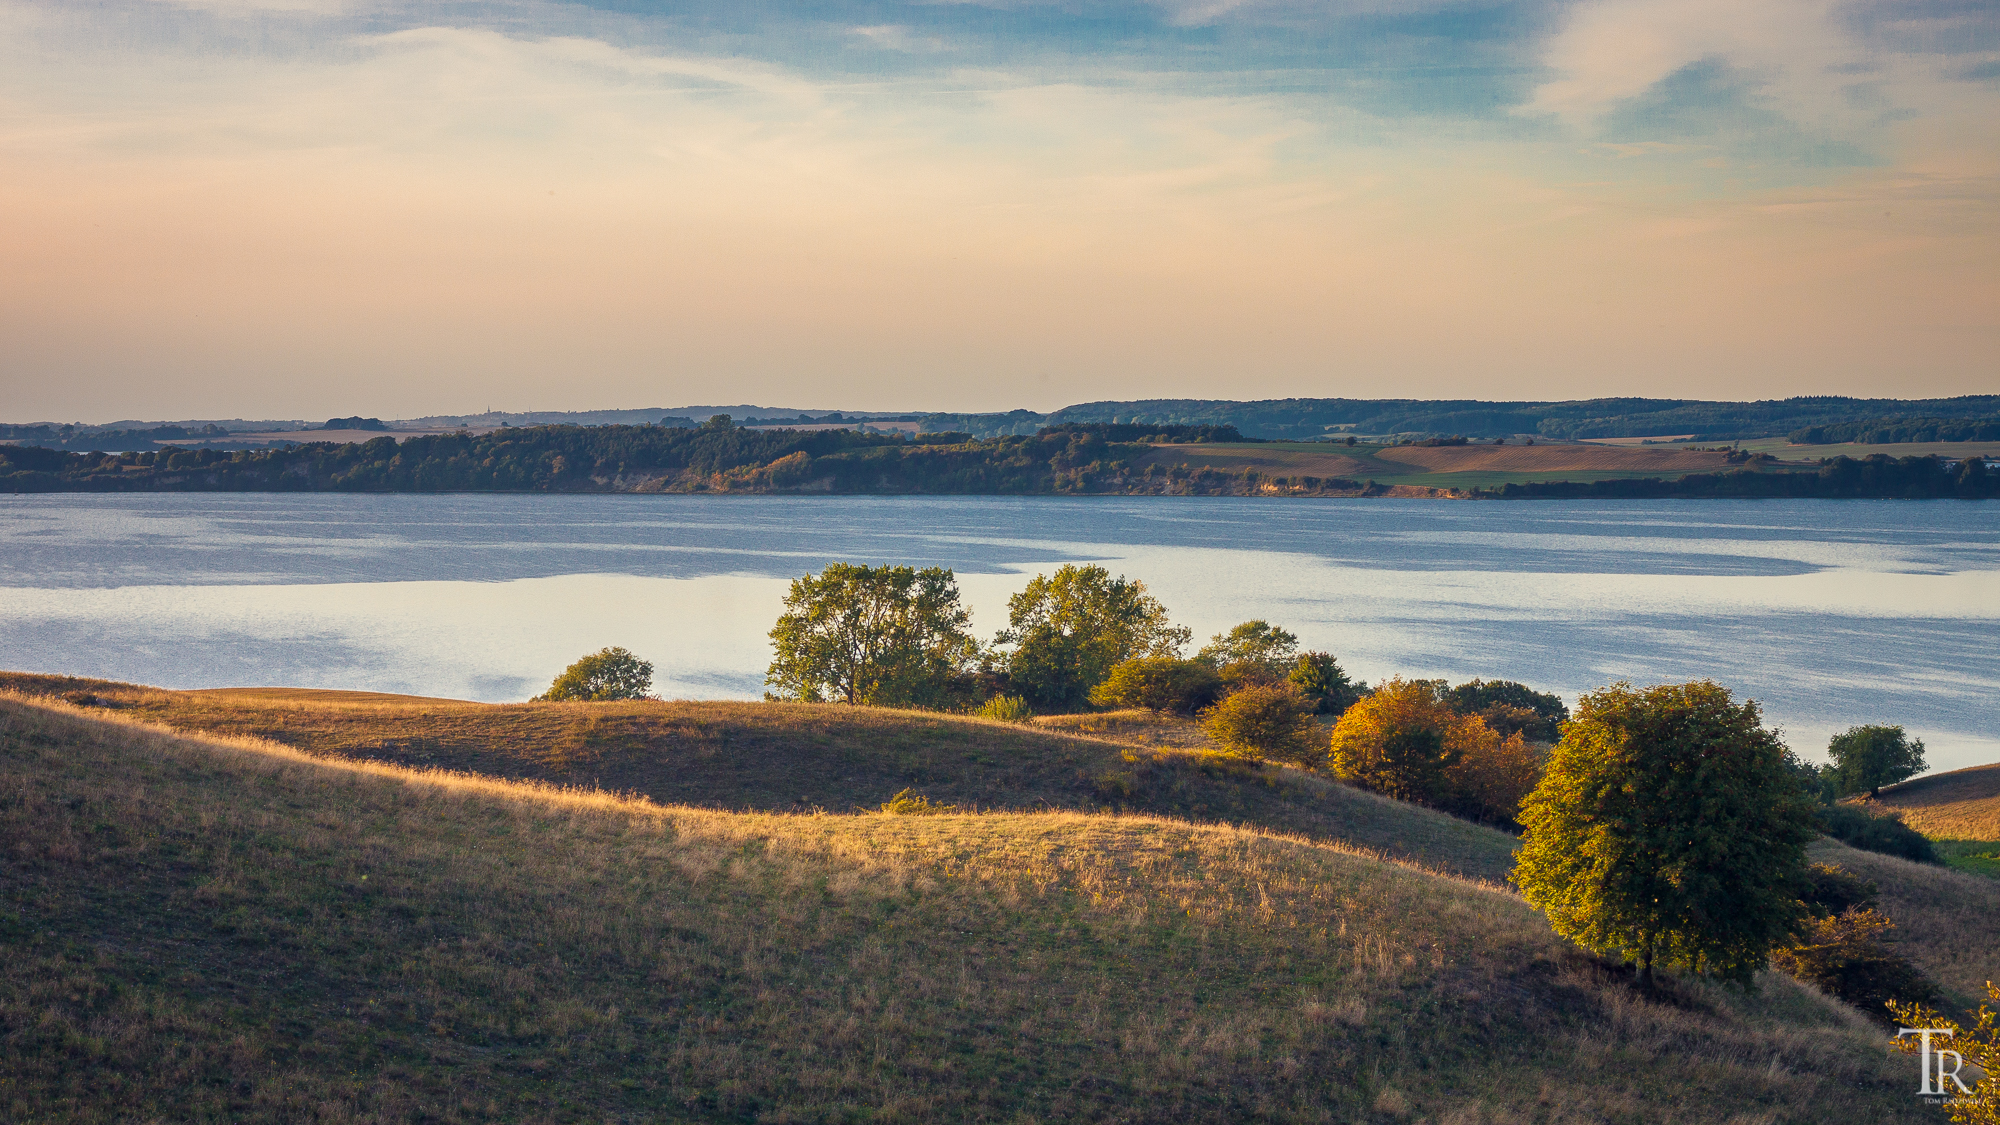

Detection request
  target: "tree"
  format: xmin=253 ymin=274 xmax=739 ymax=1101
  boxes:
xmin=1443 ymin=679 xmax=1569 ymax=742
xmin=766 ymin=564 xmax=977 ymax=707
xmin=1827 ymin=724 xmax=1927 ymax=798
xmin=1200 ymin=685 xmax=1319 ymax=765
xmin=996 ymin=565 xmax=1189 ymax=710
xmin=1328 ymin=677 xmax=1538 ymax=825
xmin=1089 ymin=657 xmax=1223 ymax=715
xmin=1195 ymin=620 xmax=1299 ymax=671
xmin=1287 ymin=651 xmax=1361 ymax=715
xmin=534 ymin=647 xmax=655 ymax=702
xmin=1512 ymin=681 xmax=1820 ymax=988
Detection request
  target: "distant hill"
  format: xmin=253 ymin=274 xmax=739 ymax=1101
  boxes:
xmin=0 ymin=689 xmax=1940 ymax=1123
xmin=5 ymin=423 xmax=1995 ymax=498
xmin=1041 ymin=395 xmax=2000 ymax=442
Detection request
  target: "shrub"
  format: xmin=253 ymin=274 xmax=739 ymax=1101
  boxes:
xmin=1329 ymin=678 xmax=1539 ymax=825
xmin=1819 ymin=804 xmax=1940 ymax=864
xmin=1771 ymin=908 xmax=1939 ymax=1022
xmin=534 ymin=647 xmax=656 ymax=702
xmin=880 ymin=789 xmax=957 ymax=815
xmin=978 ymin=695 xmax=1034 ymax=723
xmin=1800 ymin=862 xmax=1879 ymax=916
xmin=1088 ymin=657 xmax=1223 ymax=715
xmin=1199 ymin=685 xmax=1318 ymax=765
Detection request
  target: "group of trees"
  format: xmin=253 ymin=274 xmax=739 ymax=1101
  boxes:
xmin=539 ymin=596 xmax=1968 ymax=1047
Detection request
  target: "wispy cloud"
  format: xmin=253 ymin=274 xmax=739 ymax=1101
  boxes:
xmin=850 ymin=24 xmax=952 ymax=53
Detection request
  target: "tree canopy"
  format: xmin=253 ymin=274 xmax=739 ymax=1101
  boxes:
xmin=1512 ymin=681 xmax=1820 ymax=987
xmin=996 ymin=565 xmax=1189 ymax=710
xmin=765 ymin=564 xmax=977 ymax=707
xmin=533 ymin=647 xmax=655 ymax=702
xmin=1195 ymin=620 xmax=1299 ymax=672
xmin=1827 ymin=724 xmax=1927 ymax=798
xmin=1328 ymin=678 xmax=1538 ymax=825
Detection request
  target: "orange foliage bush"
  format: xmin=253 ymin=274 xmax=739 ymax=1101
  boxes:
xmin=1329 ymin=678 xmax=1541 ymax=825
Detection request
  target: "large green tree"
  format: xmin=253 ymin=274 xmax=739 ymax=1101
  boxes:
xmin=1827 ymin=724 xmax=1927 ymax=798
xmin=534 ymin=647 xmax=655 ymax=702
xmin=766 ymin=564 xmax=977 ymax=707
xmin=1513 ymin=681 xmax=1820 ymax=988
xmin=996 ymin=565 xmax=1189 ymax=710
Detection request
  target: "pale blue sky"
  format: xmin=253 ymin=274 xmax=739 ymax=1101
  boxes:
xmin=3 ymin=0 xmax=1995 ymax=419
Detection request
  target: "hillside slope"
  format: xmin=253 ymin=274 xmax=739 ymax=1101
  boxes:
xmin=1807 ymin=838 xmax=2000 ymax=1012
xmin=0 ymin=673 xmax=1520 ymax=882
xmin=0 ymin=696 xmax=1929 ymax=1124
xmin=1872 ymin=761 xmax=2000 ymax=840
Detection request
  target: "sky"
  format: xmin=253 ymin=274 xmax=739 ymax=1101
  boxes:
xmin=2 ymin=0 xmax=1996 ymax=422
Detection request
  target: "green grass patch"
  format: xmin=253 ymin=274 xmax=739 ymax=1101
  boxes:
xmin=1932 ymin=839 xmax=2000 ymax=879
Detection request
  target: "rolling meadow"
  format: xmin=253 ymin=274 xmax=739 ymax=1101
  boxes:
xmin=3 ymin=670 xmax=1996 ymax=1123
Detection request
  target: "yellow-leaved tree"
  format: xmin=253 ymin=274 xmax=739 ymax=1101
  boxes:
xmin=1328 ymin=678 xmax=1540 ymax=826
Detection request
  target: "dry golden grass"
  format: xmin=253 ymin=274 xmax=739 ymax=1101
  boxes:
xmin=1806 ymin=838 xmax=2000 ymax=1012
xmin=0 ymin=672 xmax=1520 ymax=883
xmin=1873 ymin=762 xmax=2000 ymax=841
xmin=0 ymin=694 xmax=1935 ymax=1123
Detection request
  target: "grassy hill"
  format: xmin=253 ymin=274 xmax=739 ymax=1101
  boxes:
xmin=0 ymin=673 xmax=1519 ymax=883
xmin=0 ymin=694 xmax=1934 ymax=1123
xmin=1870 ymin=762 xmax=2000 ymax=879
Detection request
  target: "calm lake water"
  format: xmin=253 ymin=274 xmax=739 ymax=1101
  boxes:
xmin=3 ymin=494 xmax=1996 ymax=771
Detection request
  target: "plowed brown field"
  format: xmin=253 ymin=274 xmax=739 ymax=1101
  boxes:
xmin=1372 ymin=444 xmax=1734 ymax=474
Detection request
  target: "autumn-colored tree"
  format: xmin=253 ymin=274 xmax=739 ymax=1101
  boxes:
xmin=1513 ymin=680 xmax=1820 ymax=988
xmin=1328 ymin=677 xmax=1538 ymax=824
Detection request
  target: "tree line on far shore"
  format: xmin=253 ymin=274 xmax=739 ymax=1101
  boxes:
xmin=6 ymin=417 xmax=1996 ymax=499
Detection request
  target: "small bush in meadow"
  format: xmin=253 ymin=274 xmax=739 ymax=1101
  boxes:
xmin=880 ymin=788 xmax=957 ymax=815
xmin=1199 ymin=685 xmax=1318 ymax=766
xmin=1771 ymin=908 xmax=1939 ymax=1021
xmin=978 ymin=695 xmax=1034 ymax=723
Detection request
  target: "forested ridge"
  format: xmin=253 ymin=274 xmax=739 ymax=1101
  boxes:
xmin=4 ymin=421 xmax=1995 ymax=498
xmin=1043 ymin=395 xmax=2000 ymax=441
xmin=0 ymin=421 xmax=1315 ymax=497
